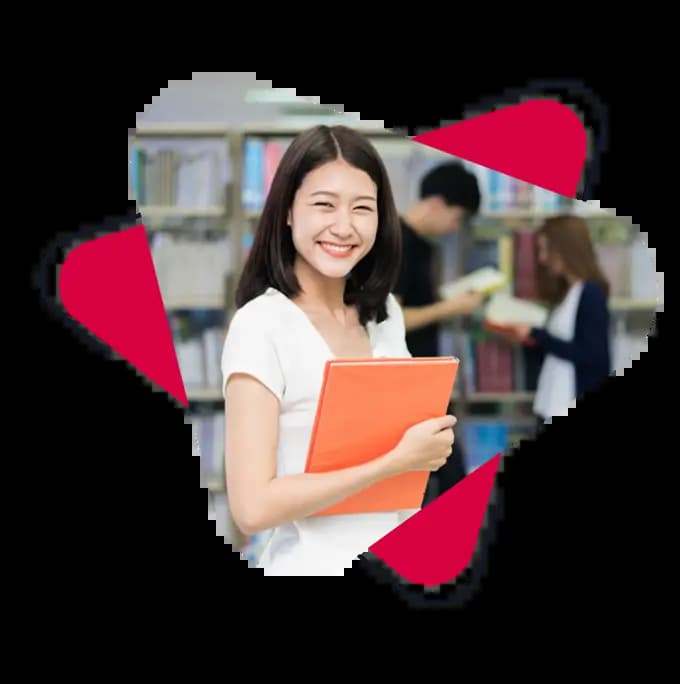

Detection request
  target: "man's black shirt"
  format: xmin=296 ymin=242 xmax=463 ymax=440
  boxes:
xmin=394 ymin=217 xmax=468 ymax=497
xmin=394 ymin=218 xmax=440 ymax=358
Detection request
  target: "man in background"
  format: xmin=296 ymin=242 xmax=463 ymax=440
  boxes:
xmin=393 ymin=160 xmax=484 ymax=504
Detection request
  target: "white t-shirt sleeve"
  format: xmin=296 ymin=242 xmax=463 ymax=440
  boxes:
xmin=220 ymin=303 xmax=285 ymax=401
xmin=386 ymin=293 xmax=412 ymax=358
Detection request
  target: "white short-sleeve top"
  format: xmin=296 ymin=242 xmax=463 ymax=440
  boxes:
xmin=220 ymin=286 xmax=417 ymax=576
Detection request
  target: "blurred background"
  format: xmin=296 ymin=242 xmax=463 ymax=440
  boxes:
xmin=130 ymin=73 xmax=662 ymax=564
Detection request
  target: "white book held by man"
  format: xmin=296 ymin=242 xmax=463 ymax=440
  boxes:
xmin=439 ymin=267 xmax=508 ymax=301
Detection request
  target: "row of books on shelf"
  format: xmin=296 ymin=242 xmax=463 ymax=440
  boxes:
xmin=452 ymin=228 xmax=657 ymax=302
xmin=462 ymin=419 xmax=536 ymax=473
xmin=243 ymin=137 xmax=290 ymax=212
xmin=439 ymin=318 xmax=650 ymax=397
xmin=171 ymin=309 xmax=226 ymax=390
xmin=193 ymin=409 xmax=225 ymax=485
xmin=130 ymin=139 xmax=232 ymax=208
xmin=145 ymin=222 xmax=655 ymax=314
xmin=595 ymin=239 xmax=657 ymax=300
xmin=129 ymin=133 xmax=581 ymax=218
xmin=175 ymin=329 xmax=224 ymax=390
xmin=172 ymin=295 xmax=653 ymax=401
xmin=459 ymin=334 xmax=543 ymax=395
xmin=150 ymin=233 xmax=233 ymax=305
xmin=241 ymin=135 xmax=445 ymax=215
xmin=241 ymin=135 xmax=573 ymax=215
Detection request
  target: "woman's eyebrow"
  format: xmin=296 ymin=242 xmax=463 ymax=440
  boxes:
xmin=309 ymin=190 xmax=377 ymax=202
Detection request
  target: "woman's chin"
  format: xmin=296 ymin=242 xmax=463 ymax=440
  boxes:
xmin=315 ymin=262 xmax=354 ymax=280
xmin=312 ymin=249 xmax=364 ymax=279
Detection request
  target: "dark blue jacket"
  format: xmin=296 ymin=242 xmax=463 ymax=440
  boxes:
xmin=529 ymin=280 xmax=612 ymax=400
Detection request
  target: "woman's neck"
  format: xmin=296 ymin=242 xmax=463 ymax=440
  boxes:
xmin=563 ymin=271 xmax=582 ymax=286
xmin=293 ymin=256 xmax=347 ymax=316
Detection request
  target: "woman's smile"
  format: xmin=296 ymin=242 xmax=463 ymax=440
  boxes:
xmin=317 ymin=241 xmax=358 ymax=258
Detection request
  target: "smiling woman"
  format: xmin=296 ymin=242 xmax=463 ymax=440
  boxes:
xmin=220 ymin=125 xmax=458 ymax=576
xmin=287 ymin=158 xmax=380 ymax=290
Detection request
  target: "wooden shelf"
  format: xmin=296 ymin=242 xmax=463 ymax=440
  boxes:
xmin=203 ymin=477 xmax=226 ymax=492
xmin=609 ymin=298 xmax=659 ymax=311
xmin=139 ymin=205 xmax=225 ymax=219
xmin=480 ymin=209 xmax=565 ymax=219
xmin=132 ymin=123 xmax=231 ymax=137
xmin=239 ymin=123 xmax=399 ymax=137
xmin=164 ymin=298 xmax=225 ymax=311
xmin=187 ymin=387 xmax=223 ymax=401
xmin=467 ymin=392 xmax=535 ymax=403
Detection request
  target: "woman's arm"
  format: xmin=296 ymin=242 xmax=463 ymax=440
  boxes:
xmin=529 ymin=284 xmax=610 ymax=366
xmin=225 ymin=375 xmax=392 ymax=535
xmin=225 ymin=373 xmax=455 ymax=536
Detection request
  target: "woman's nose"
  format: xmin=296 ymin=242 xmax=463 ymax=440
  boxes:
xmin=329 ymin=212 xmax=354 ymax=238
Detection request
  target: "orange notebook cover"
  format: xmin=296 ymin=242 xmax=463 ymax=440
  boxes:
xmin=304 ymin=356 xmax=459 ymax=516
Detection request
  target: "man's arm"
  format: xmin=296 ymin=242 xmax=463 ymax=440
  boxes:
xmin=395 ymin=292 xmax=484 ymax=332
xmin=400 ymin=300 xmax=455 ymax=332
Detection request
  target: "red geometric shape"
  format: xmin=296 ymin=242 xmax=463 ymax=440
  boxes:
xmin=58 ymin=224 xmax=188 ymax=406
xmin=368 ymin=454 xmax=501 ymax=586
xmin=412 ymin=100 xmax=587 ymax=197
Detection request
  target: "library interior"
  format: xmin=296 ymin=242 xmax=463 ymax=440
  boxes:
xmin=130 ymin=73 xmax=662 ymax=567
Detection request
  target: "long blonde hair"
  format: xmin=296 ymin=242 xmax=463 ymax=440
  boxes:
xmin=535 ymin=215 xmax=610 ymax=305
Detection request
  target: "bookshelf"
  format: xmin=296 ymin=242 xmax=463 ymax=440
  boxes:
xmin=437 ymin=165 xmax=659 ymax=472
xmin=129 ymin=122 xmax=660 ymax=557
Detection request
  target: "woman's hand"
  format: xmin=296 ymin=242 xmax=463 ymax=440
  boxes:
xmin=383 ymin=415 xmax=457 ymax=476
xmin=487 ymin=322 xmax=534 ymax=345
xmin=507 ymin=323 xmax=532 ymax=343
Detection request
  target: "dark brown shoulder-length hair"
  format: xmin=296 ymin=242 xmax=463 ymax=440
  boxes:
xmin=535 ymin=214 xmax=610 ymax=305
xmin=234 ymin=125 xmax=402 ymax=326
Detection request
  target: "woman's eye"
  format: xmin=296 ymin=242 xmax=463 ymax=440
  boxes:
xmin=312 ymin=202 xmax=373 ymax=211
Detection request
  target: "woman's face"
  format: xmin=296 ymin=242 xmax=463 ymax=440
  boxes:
xmin=537 ymin=233 xmax=563 ymax=276
xmin=287 ymin=159 xmax=379 ymax=281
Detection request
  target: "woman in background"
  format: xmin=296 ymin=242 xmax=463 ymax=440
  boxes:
xmin=500 ymin=215 xmax=612 ymax=423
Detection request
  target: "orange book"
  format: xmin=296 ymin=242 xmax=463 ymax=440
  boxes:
xmin=304 ymin=356 xmax=460 ymax=516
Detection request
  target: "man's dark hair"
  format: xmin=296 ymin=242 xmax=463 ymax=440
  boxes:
xmin=419 ymin=161 xmax=481 ymax=215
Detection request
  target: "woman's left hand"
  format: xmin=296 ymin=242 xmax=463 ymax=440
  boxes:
xmin=512 ymin=324 xmax=532 ymax=342
xmin=501 ymin=324 xmax=533 ymax=345
xmin=485 ymin=321 xmax=535 ymax=345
